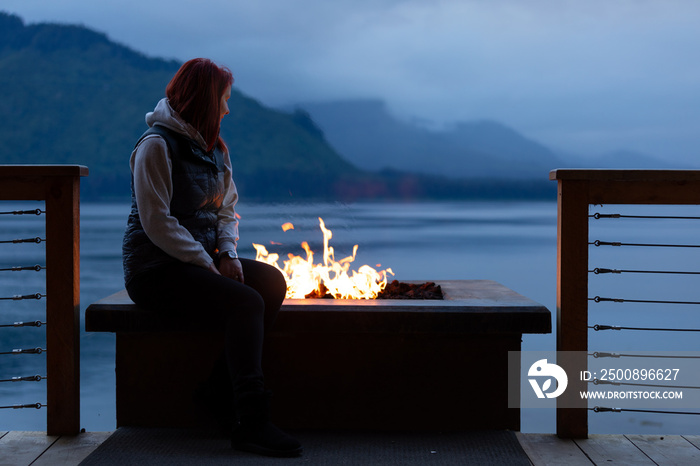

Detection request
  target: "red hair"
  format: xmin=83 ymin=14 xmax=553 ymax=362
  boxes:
xmin=166 ymin=58 xmax=233 ymax=152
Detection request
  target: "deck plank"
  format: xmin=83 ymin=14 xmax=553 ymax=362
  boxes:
xmin=574 ymin=435 xmax=655 ymax=465
xmin=32 ymin=431 xmax=114 ymax=466
xmin=627 ymin=435 xmax=700 ymax=466
xmin=516 ymin=433 xmax=592 ymax=465
xmin=0 ymin=431 xmax=58 ymax=466
xmin=683 ymin=435 xmax=700 ymax=450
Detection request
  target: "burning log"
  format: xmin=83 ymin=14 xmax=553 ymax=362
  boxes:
xmin=304 ymin=282 xmax=333 ymax=299
xmin=305 ymin=280 xmax=443 ymax=300
xmin=377 ymin=280 xmax=443 ymax=300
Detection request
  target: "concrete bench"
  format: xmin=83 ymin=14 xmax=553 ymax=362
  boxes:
xmin=85 ymin=280 xmax=550 ymax=431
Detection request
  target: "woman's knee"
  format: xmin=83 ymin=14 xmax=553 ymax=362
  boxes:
xmin=241 ymin=259 xmax=288 ymax=300
xmin=269 ymin=267 xmax=288 ymax=300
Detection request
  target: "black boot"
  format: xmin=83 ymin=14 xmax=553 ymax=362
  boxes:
xmin=231 ymin=391 xmax=303 ymax=457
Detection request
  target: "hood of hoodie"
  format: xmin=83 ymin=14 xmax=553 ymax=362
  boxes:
xmin=145 ymin=98 xmax=209 ymax=151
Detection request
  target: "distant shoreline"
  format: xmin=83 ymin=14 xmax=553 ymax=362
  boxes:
xmin=80 ymin=175 xmax=557 ymax=203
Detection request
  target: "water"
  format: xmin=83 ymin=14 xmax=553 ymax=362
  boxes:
xmin=1 ymin=200 xmax=699 ymax=434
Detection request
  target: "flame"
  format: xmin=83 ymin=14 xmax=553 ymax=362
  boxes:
xmin=254 ymin=217 xmax=393 ymax=299
xmin=281 ymin=222 xmax=294 ymax=232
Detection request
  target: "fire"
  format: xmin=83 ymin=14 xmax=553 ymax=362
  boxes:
xmin=253 ymin=217 xmax=393 ymax=299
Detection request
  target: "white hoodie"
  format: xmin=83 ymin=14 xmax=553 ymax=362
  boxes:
xmin=130 ymin=98 xmax=239 ymax=270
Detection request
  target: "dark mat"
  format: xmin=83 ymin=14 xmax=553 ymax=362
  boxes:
xmin=79 ymin=428 xmax=531 ymax=465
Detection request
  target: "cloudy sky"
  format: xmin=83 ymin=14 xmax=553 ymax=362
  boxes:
xmin=5 ymin=0 xmax=700 ymax=163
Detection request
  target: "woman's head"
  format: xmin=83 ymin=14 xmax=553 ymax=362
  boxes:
xmin=166 ymin=58 xmax=234 ymax=151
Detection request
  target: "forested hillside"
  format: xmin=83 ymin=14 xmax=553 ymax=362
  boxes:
xmin=0 ymin=12 xmax=364 ymax=200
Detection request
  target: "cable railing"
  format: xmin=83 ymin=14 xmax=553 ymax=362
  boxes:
xmin=551 ymin=169 xmax=700 ymax=439
xmin=0 ymin=165 xmax=87 ymax=435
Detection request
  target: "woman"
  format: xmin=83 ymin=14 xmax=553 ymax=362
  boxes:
xmin=122 ymin=58 xmax=302 ymax=458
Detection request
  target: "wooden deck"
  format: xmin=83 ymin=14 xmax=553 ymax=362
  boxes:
xmin=517 ymin=433 xmax=700 ymax=465
xmin=3 ymin=431 xmax=700 ymax=465
xmin=0 ymin=431 xmax=112 ymax=466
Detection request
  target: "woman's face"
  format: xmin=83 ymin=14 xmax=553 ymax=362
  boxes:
xmin=220 ymin=85 xmax=231 ymax=120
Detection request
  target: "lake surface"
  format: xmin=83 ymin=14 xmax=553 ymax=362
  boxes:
xmin=2 ymin=200 xmax=700 ymax=434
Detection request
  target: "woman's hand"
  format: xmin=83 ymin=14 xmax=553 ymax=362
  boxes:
xmin=219 ymin=257 xmax=244 ymax=283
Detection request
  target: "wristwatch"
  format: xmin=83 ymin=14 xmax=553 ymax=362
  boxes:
xmin=221 ymin=250 xmax=238 ymax=260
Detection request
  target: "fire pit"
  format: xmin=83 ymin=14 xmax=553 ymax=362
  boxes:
xmin=85 ymin=279 xmax=550 ymax=430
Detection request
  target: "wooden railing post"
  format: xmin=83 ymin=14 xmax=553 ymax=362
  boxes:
xmin=0 ymin=165 xmax=88 ymax=435
xmin=554 ymin=177 xmax=589 ymax=438
xmin=45 ymin=173 xmax=82 ymax=435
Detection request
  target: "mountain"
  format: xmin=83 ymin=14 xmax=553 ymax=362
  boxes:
xmin=0 ymin=12 xmax=361 ymax=201
xmin=0 ymin=12 xmax=560 ymax=201
xmin=293 ymin=100 xmax=691 ymax=180
xmin=291 ymin=100 xmax=563 ymax=179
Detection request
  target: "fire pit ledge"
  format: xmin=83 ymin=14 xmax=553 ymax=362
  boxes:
xmin=275 ymin=279 xmax=551 ymax=335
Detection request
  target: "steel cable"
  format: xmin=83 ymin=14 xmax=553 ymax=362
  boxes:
xmin=590 ymin=296 xmax=700 ymax=305
xmin=0 ymin=237 xmax=45 ymax=244
xmin=591 ymin=268 xmax=700 ymax=275
xmin=0 ymin=403 xmax=45 ymax=410
xmin=0 ymin=374 xmax=45 ymax=383
xmin=0 ymin=293 xmax=45 ymax=301
xmin=591 ymin=213 xmax=700 ymax=220
xmin=590 ymin=240 xmax=700 ymax=248
xmin=0 ymin=347 xmax=45 ymax=355
xmin=592 ymin=407 xmax=700 ymax=415
xmin=589 ymin=352 xmax=700 ymax=359
xmin=0 ymin=209 xmax=44 ymax=216
xmin=0 ymin=321 xmax=45 ymax=328
xmin=590 ymin=379 xmax=700 ymax=390
xmin=590 ymin=324 xmax=700 ymax=332
xmin=0 ymin=265 xmax=45 ymax=272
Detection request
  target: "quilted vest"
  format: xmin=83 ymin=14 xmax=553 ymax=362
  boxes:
xmin=122 ymin=125 xmax=227 ymax=286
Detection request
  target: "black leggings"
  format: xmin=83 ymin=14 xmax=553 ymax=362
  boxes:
xmin=126 ymin=258 xmax=287 ymax=394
